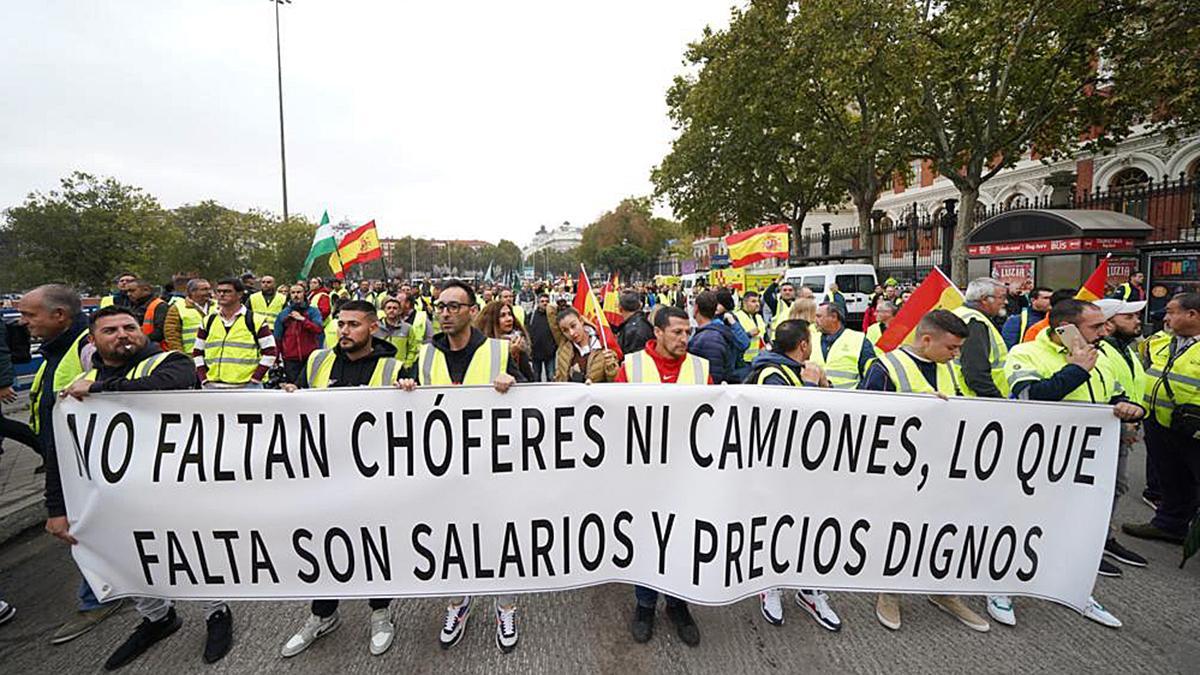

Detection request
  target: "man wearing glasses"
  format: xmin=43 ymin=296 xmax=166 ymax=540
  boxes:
xmin=192 ymin=278 xmax=277 ymax=389
xmin=396 ymin=279 xmax=526 ymax=653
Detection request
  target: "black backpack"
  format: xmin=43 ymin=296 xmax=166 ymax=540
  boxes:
xmin=2 ymin=318 xmax=32 ymax=364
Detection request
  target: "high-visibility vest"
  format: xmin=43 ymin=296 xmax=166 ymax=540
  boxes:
xmin=375 ymin=322 xmax=414 ymax=365
xmin=418 ymin=338 xmax=509 ymax=385
xmin=622 ymin=350 xmax=709 ymax=384
xmin=140 ymin=297 xmax=167 ymax=349
xmin=771 ymin=297 xmax=794 ymax=329
xmin=878 ymin=348 xmax=960 ymax=396
xmin=1143 ymin=332 xmax=1200 ymax=427
xmin=324 ymin=316 xmax=340 ymax=348
xmin=249 ymin=291 xmax=287 ymax=331
xmin=1017 ymin=308 xmax=1033 ymax=341
xmin=1005 ymin=328 xmax=1120 ymax=403
xmin=866 ymin=322 xmax=887 ymax=345
xmin=811 ymin=329 xmax=867 ymax=389
xmin=1099 ymin=338 xmax=1146 ymax=408
xmin=511 ymin=303 xmax=526 ymax=328
xmin=733 ymin=309 xmax=766 ymax=363
xmin=80 ymin=351 xmax=173 ymax=383
xmin=309 ymin=291 xmax=331 ymax=321
xmin=304 ymin=349 xmax=402 ymax=388
xmin=755 ymin=363 xmax=804 ymax=386
xmin=410 ymin=311 xmax=430 ymax=344
xmin=202 ymin=312 xmax=261 ymax=384
xmin=30 ymin=330 xmax=89 ymax=435
xmin=178 ymin=302 xmax=211 ymax=355
xmin=953 ymin=306 xmax=1010 ymax=397
xmin=99 ymin=295 xmax=115 ymax=308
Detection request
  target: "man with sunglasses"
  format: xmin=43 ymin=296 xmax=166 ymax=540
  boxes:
xmin=396 ymin=279 xmax=526 ymax=653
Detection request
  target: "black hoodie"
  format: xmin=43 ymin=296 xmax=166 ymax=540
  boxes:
xmin=297 ymin=337 xmax=398 ymax=389
xmin=416 ymin=328 xmax=525 ymax=385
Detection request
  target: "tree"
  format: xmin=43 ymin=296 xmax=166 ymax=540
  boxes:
xmin=596 ymin=243 xmax=653 ymax=278
xmin=652 ymin=2 xmax=842 ymax=255
xmin=910 ymin=0 xmax=1131 ymax=283
xmin=494 ymin=239 xmax=523 ymax=279
xmin=0 ymin=171 xmax=163 ymax=292
xmin=789 ymin=0 xmax=920 ymax=249
xmin=250 ymin=212 xmax=316 ymax=282
xmin=578 ymin=197 xmax=674 ymax=277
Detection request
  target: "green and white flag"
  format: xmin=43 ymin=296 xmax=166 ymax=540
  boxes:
xmin=299 ymin=211 xmax=344 ymax=280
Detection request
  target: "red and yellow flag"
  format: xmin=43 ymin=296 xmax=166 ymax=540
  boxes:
xmin=573 ymin=266 xmax=622 ymax=357
xmin=725 ymin=224 xmax=789 ymax=268
xmin=1074 ymin=255 xmax=1109 ymax=301
xmin=337 ymin=220 xmax=383 ymax=270
xmin=601 ymin=272 xmax=622 ymax=327
xmin=876 ymin=267 xmax=964 ymax=352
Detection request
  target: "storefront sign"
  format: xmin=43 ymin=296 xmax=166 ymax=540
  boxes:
xmin=1106 ymin=257 xmax=1139 ymax=285
xmin=990 ymin=259 xmax=1036 ymax=286
xmin=968 ymin=238 xmax=1136 ymax=256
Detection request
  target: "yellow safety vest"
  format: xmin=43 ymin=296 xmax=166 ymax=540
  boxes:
xmin=29 ymin=331 xmax=89 ymax=435
xmin=1099 ymin=338 xmax=1146 ymax=409
xmin=249 ymin=291 xmax=287 ymax=331
xmin=953 ymin=306 xmax=1010 ymax=397
xmin=755 ymin=363 xmax=804 ymax=386
xmin=733 ymin=309 xmax=766 ymax=363
xmin=1005 ymin=328 xmax=1121 ymax=403
xmin=99 ymin=295 xmax=115 ymax=308
xmin=418 ymin=338 xmax=509 ymax=385
xmin=203 ymin=312 xmax=261 ymax=384
xmin=80 ymin=351 xmax=173 ymax=382
xmin=811 ymin=329 xmax=867 ymax=389
xmin=1143 ymin=333 xmax=1200 ymax=427
xmin=310 ymin=291 xmax=332 ymax=323
xmin=178 ymin=302 xmax=211 ymax=355
xmin=375 ymin=322 xmax=415 ymax=367
xmin=304 ymin=349 xmax=402 ymax=388
xmin=324 ymin=316 xmax=340 ymax=348
xmin=511 ymin=304 xmax=526 ymax=328
xmin=878 ymin=348 xmax=960 ymax=396
xmin=622 ymin=350 xmax=709 ymax=384
xmin=866 ymin=322 xmax=887 ymax=345
xmin=771 ymin=297 xmax=794 ymax=329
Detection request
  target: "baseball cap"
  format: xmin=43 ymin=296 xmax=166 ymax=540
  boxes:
xmin=1095 ymin=298 xmax=1146 ymax=320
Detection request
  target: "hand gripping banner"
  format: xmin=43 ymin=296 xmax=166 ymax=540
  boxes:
xmin=54 ymin=384 xmax=1118 ymax=612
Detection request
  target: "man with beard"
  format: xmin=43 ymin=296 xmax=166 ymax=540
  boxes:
xmin=58 ymin=307 xmax=233 ymax=669
xmin=279 ymin=300 xmax=403 ymax=658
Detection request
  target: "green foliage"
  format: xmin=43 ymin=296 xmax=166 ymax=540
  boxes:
xmin=578 ymin=197 xmax=676 ymax=277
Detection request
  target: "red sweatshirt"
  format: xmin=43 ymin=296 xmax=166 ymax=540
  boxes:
xmin=614 ymin=339 xmax=713 ymax=384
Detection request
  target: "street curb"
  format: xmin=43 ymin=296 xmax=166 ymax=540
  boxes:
xmin=0 ymin=495 xmax=43 ymax=546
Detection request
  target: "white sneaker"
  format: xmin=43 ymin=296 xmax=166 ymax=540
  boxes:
xmin=281 ymin=612 xmax=340 ymax=658
xmin=986 ymin=595 xmax=1016 ymax=626
xmin=1083 ymin=596 xmax=1122 ymax=628
xmin=796 ymin=589 xmax=842 ymax=632
xmin=0 ymin=600 xmax=15 ymax=626
xmin=439 ymin=597 xmax=472 ymax=649
xmin=759 ymin=589 xmax=784 ymax=626
xmin=495 ymin=604 xmax=519 ymax=653
xmin=369 ymin=607 xmax=395 ymax=656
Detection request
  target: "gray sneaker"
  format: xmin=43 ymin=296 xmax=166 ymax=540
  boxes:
xmin=281 ymin=612 xmax=340 ymax=658
xmin=49 ymin=600 xmax=124 ymax=645
xmin=369 ymin=608 xmax=395 ymax=656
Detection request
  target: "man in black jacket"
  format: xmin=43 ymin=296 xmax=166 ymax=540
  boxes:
xmin=527 ymin=293 xmax=558 ymax=381
xmin=615 ymin=291 xmax=653 ymax=356
xmin=58 ymin=307 xmax=234 ymax=670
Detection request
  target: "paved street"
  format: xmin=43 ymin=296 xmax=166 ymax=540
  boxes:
xmin=1 ymin=449 xmax=1198 ymax=674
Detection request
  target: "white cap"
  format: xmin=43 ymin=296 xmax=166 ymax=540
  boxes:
xmin=1094 ymin=298 xmax=1147 ymax=320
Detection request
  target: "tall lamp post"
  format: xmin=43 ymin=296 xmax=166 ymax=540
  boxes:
xmin=272 ymin=0 xmax=291 ymax=226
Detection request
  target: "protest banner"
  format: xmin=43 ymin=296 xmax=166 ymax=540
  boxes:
xmin=54 ymin=384 xmax=1118 ymax=612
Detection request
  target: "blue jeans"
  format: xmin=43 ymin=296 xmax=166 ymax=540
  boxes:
xmin=634 ymin=585 xmax=686 ymax=609
xmin=532 ymin=357 xmax=555 ymax=382
xmin=79 ymin=578 xmax=104 ymax=611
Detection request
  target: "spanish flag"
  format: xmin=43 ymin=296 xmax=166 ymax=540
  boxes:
xmin=573 ymin=265 xmax=622 ymax=358
xmin=601 ymin=271 xmax=623 ymax=327
xmin=1074 ymin=254 xmax=1110 ymax=301
xmin=337 ymin=220 xmax=383 ymax=271
xmin=725 ymin=224 xmax=790 ymax=268
xmin=875 ymin=267 xmax=963 ymax=352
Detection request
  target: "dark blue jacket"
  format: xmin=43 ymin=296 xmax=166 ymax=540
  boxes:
xmin=745 ymin=350 xmax=813 ymax=386
xmin=688 ymin=319 xmax=745 ymax=384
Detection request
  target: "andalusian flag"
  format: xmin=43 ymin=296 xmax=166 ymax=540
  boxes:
xmin=300 ymin=211 xmax=345 ymax=280
xmin=1075 ymin=254 xmax=1110 ymax=301
xmin=337 ymin=220 xmax=383 ymax=271
xmin=875 ymin=267 xmax=963 ymax=352
xmin=725 ymin=223 xmax=790 ymax=268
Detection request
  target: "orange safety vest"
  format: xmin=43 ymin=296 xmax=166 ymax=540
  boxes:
xmin=141 ymin=297 xmax=167 ymax=349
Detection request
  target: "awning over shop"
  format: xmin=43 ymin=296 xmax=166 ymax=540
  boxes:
xmin=967 ymin=209 xmax=1153 ymax=256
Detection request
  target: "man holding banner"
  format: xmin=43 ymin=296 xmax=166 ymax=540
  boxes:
xmin=397 ymin=280 xmax=525 ymax=653
xmin=1004 ymin=298 xmax=1146 ymax=629
xmin=56 ymin=307 xmax=235 ymax=670
xmin=279 ymin=300 xmax=403 ymax=658
xmin=859 ymin=310 xmax=992 ymax=634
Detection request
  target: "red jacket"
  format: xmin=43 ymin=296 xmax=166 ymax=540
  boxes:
xmin=614 ymin=340 xmax=713 ymax=384
xmin=278 ymin=308 xmax=323 ymax=362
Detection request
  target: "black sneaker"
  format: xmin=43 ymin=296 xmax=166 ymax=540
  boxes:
xmin=1121 ymin=522 xmax=1184 ymax=544
xmin=1104 ymin=538 xmax=1148 ymax=567
xmin=630 ymin=605 xmax=655 ymax=643
xmin=104 ymin=608 xmax=182 ymax=670
xmin=664 ymin=602 xmax=700 ymax=647
xmin=203 ymin=606 xmax=233 ymax=664
xmin=1098 ymin=558 xmax=1123 ymax=578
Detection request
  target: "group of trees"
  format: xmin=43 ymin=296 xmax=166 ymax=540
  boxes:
xmin=0 ymin=172 xmax=315 ymax=294
xmin=652 ymin=0 xmax=1200 ymax=282
xmin=381 ymin=236 xmax=524 ymax=281
xmin=577 ymin=197 xmax=679 ymax=278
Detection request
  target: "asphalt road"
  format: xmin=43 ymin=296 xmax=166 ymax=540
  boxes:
xmin=1 ymin=453 xmax=1198 ymax=674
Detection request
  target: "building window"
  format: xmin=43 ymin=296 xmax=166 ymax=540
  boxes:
xmin=1109 ymin=167 xmax=1150 ymax=220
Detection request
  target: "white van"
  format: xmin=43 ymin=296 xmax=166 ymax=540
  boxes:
xmin=783 ymin=264 xmax=878 ymax=326
xmin=680 ymin=273 xmax=701 ymax=296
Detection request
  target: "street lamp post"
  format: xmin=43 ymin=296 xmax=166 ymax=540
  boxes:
xmin=272 ymin=0 xmax=291 ymax=226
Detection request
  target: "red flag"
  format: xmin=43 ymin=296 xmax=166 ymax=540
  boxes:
xmin=876 ymin=268 xmax=964 ymax=352
xmin=1075 ymin=254 xmax=1110 ymax=301
xmin=602 ymin=272 xmax=623 ymax=327
xmin=573 ymin=265 xmax=623 ymax=357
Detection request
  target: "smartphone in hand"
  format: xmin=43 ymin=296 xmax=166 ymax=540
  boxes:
xmin=1054 ymin=324 xmax=1088 ymax=355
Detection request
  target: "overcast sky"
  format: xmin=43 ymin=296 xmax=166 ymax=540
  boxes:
xmin=0 ymin=1 xmax=735 ymax=245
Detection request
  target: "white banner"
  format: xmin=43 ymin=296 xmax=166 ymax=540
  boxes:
xmin=54 ymin=384 xmax=1118 ymax=612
